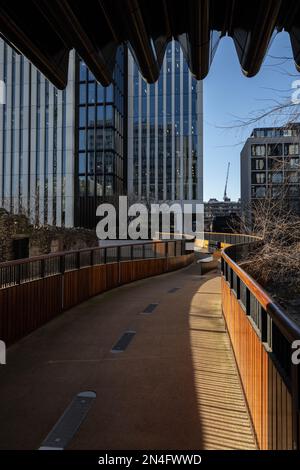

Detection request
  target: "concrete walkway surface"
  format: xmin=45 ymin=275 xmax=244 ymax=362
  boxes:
xmin=0 ymin=263 xmax=257 ymax=450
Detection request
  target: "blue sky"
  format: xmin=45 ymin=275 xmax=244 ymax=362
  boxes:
xmin=203 ymin=32 xmax=297 ymax=201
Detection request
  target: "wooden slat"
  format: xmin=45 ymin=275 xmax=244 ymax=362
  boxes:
xmin=0 ymin=275 xmax=62 ymax=345
xmin=221 ymin=278 xmax=294 ymax=450
xmin=287 ymin=391 xmax=293 ymax=449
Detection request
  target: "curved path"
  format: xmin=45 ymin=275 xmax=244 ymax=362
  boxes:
xmin=0 ymin=263 xmax=257 ymax=450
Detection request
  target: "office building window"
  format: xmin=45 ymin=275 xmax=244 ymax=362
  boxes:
xmin=268 ymin=143 xmax=282 ymax=156
xmin=79 ymin=107 xmax=86 ymax=127
xmin=251 ymin=144 xmax=266 ymax=156
xmin=75 ymin=47 xmax=126 ymax=228
xmin=268 ymin=157 xmax=283 ymax=170
xmin=79 ymin=84 xmax=86 ymax=104
xmin=79 ymin=152 xmax=86 ymax=174
xmin=79 ymin=176 xmax=86 ymax=195
xmin=284 ymin=143 xmax=299 ymax=155
xmin=251 ymin=158 xmax=265 ymax=170
xmin=252 ymin=172 xmax=266 ymax=184
xmin=289 ymin=186 xmax=300 ymax=197
xmin=286 ymin=172 xmax=299 ymax=183
xmin=286 ymin=157 xmax=299 ymax=169
xmin=272 ymin=187 xmax=281 ymax=197
xmin=269 ymin=172 xmax=283 ymax=184
xmin=252 ymin=186 xmax=266 ymax=198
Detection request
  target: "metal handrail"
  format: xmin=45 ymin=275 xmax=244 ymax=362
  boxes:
xmin=200 ymin=231 xmax=300 ymax=340
xmin=0 ymin=238 xmax=193 ymax=289
xmin=0 ymin=240 xmax=165 ymax=268
xmin=222 ymin=243 xmax=300 ymax=343
xmin=204 ymin=231 xmax=300 ymax=450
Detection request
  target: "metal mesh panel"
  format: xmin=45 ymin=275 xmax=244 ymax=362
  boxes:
xmin=44 ymin=256 xmax=61 ymax=276
xmin=79 ymin=250 xmax=92 ymax=268
xmin=65 ymin=253 xmax=77 ymax=272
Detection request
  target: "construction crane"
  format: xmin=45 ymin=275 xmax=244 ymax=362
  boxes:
xmin=223 ymin=162 xmax=230 ymax=202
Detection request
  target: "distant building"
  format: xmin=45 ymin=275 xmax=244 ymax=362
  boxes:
xmin=204 ymin=199 xmax=241 ymax=232
xmin=127 ymin=41 xmax=203 ymax=210
xmin=241 ymin=125 xmax=300 ymax=220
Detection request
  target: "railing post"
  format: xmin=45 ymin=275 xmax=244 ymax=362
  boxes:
xmin=131 ymin=245 xmax=133 ymax=260
xmin=91 ymin=249 xmax=94 ymax=266
xmin=40 ymin=258 xmax=45 ymax=278
xmin=165 ymin=241 xmax=168 ymax=258
xmin=16 ymin=264 xmax=21 ymax=285
xmin=60 ymin=254 xmax=65 ymax=274
xmin=104 ymin=247 xmax=107 ymax=264
xmin=118 ymin=250 xmax=121 ymax=285
xmin=142 ymin=244 xmax=145 ymax=259
xmin=117 ymin=246 xmax=121 ymax=263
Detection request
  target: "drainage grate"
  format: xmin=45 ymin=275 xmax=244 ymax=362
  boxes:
xmin=141 ymin=303 xmax=158 ymax=314
xmin=168 ymin=288 xmax=180 ymax=293
xmin=111 ymin=331 xmax=136 ymax=352
xmin=39 ymin=391 xmax=96 ymax=450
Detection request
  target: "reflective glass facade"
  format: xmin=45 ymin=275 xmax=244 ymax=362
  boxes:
xmin=0 ymin=41 xmax=75 ymax=226
xmin=1 ymin=39 xmax=202 ymax=229
xmin=128 ymin=41 xmax=203 ymax=204
xmin=76 ymin=47 xmax=127 ymax=228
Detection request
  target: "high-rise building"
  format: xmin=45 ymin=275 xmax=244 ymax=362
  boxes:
xmin=241 ymin=126 xmax=300 ymax=218
xmin=0 ymin=40 xmax=127 ymax=228
xmin=0 ymin=39 xmax=203 ymax=230
xmin=76 ymin=47 xmax=127 ymax=228
xmin=127 ymin=41 xmax=203 ymax=208
xmin=0 ymin=42 xmax=76 ymax=227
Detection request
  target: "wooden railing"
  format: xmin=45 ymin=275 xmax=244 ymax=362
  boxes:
xmin=202 ymin=232 xmax=300 ymax=450
xmin=0 ymin=239 xmax=194 ymax=346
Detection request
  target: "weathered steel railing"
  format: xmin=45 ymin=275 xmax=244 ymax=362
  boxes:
xmin=0 ymin=239 xmax=194 ymax=346
xmin=201 ymin=232 xmax=300 ymax=451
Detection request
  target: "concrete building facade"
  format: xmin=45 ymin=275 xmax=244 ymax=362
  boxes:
xmin=241 ymin=126 xmax=300 ymax=218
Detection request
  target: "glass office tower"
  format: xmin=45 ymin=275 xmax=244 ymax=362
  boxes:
xmin=0 ymin=38 xmax=202 ymax=229
xmin=0 ymin=40 xmax=127 ymax=229
xmin=127 ymin=41 xmax=203 ymax=205
xmin=76 ymin=47 xmax=127 ymax=228
xmin=0 ymin=40 xmax=76 ymax=227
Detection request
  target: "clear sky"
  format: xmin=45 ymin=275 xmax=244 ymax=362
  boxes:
xmin=203 ymin=31 xmax=297 ymax=202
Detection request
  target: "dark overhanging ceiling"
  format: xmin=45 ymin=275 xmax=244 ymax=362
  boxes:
xmin=0 ymin=0 xmax=299 ymax=89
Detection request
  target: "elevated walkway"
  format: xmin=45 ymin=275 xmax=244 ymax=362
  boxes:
xmin=0 ymin=263 xmax=256 ymax=450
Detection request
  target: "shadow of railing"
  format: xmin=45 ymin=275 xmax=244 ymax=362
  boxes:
xmin=199 ymin=232 xmax=300 ymax=450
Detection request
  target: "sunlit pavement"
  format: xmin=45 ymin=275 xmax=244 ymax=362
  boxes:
xmin=0 ymin=263 xmax=257 ymax=450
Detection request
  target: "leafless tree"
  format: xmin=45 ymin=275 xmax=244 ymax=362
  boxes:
xmin=238 ymin=161 xmax=300 ymax=304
